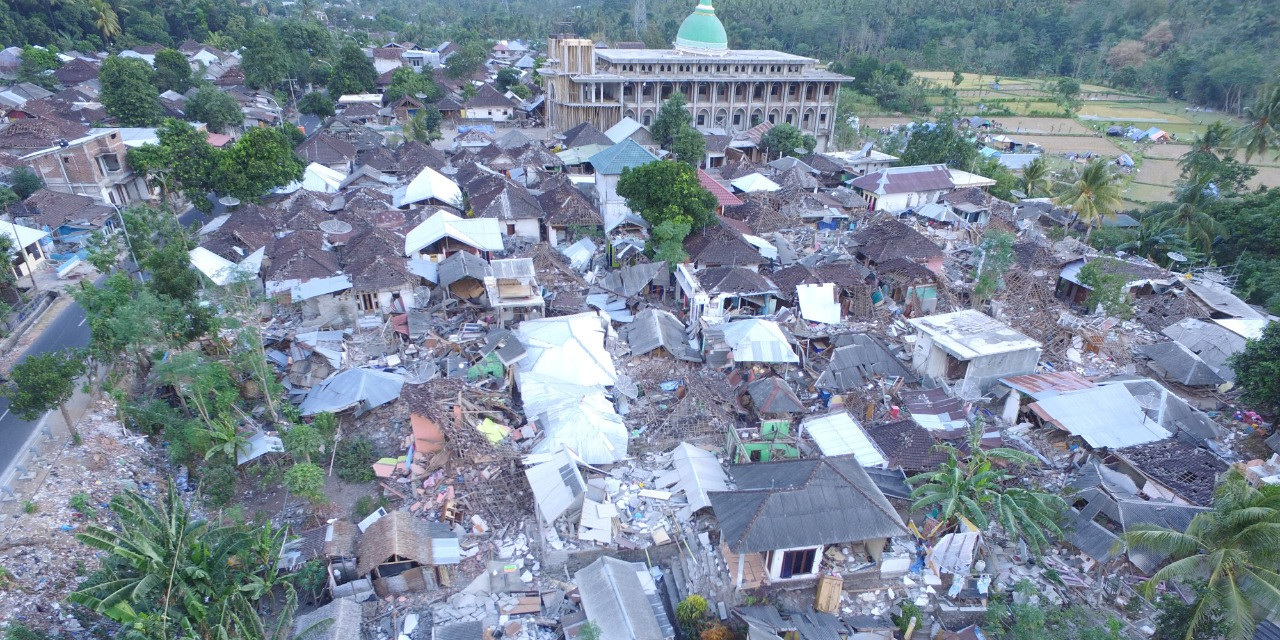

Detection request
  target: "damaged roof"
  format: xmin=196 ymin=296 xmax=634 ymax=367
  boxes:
xmin=802 ymin=412 xmax=886 ymax=467
xmin=852 ymin=219 xmax=943 ymax=264
xmin=848 ymin=164 xmax=953 ymax=195
xmin=1138 ymin=341 xmax=1227 ymax=387
xmin=816 ymin=334 xmax=913 ymax=392
xmin=746 ymin=376 xmax=805 ymax=414
xmin=355 ymin=510 xmax=460 ymax=577
xmin=621 ymin=308 xmax=701 ymax=362
xmin=908 ymin=310 xmax=1041 ymax=361
xmin=864 ymin=420 xmax=951 ymax=472
xmin=698 ymin=265 xmax=778 ymax=295
xmin=575 ymin=556 xmax=675 ymax=640
xmin=298 ymin=368 xmax=404 ymax=416
xmin=720 ymin=319 xmax=799 ymax=364
xmin=437 ymin=250 xmax=493 ymax=288
xmin=710 ymin=455 xmax=908 ymax=553
xmin=1115 ymin=438 xmax=1227 ymax=507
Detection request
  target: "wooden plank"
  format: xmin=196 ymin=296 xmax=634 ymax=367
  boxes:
xmin=814 ymin=574 xmax=843 ymax=613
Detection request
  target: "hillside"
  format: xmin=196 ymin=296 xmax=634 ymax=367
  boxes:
xmin=3 ymin=0 xmax=1275 ymax=113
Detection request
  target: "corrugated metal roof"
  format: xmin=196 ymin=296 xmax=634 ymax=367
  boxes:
xmin=816 ymin=335 xmax=912 ymax=392
xmin=721 ymin=319 xmax=798 ymax=364
xmin=524 ymin=448 xmax=585 ymax=522
xmin=588 ymin=138 xmax=658 ymax=174
xmin=1029 ymin=383 xmax=1171 ymax=449
xmin=1000 ymin=371 xmax=1095 ymax=399
xmin=575 ymin=557 xmax=674 ymax=640
xmin=803 ymin=412 xmax=886 ymax=467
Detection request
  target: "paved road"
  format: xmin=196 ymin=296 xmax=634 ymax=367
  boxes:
xmin=0 ymin=202 xmax=208 ymax=476
xmin=0 ymin=300 xmax=91 ymax=472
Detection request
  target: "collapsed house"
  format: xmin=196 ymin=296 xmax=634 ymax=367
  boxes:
xmin=907 ymin=310 xmax=1042 ymax=399
xmin=356 ymin=511 xmax=461 ymax=596
xmin=710 ymin=456 xmax=908 ymax=589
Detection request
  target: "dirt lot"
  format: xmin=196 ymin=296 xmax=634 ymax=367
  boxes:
xmin=1133 ymin=158 xmax=1183 ymax=186
xmin=996 ymin=117 xmax=1094 ymax=135
xmin=1249 ymin=165 xmax=1280 ymax=190
xmin=1008 ymin=134 xmax=1125 ymax=155
xmin=1122 ymin=182 xmax=1175 ymax=204
xmin=1141 ymin=144 xmax=1191 ymax=160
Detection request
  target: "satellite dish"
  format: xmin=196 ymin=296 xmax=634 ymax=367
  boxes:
xmin=1010 ymin=190 xmax=1027 ymax=200
xmin=218 ymin=196 xmax=241 ymax=207
xmin=1167 ymin=251 xmax=1188 ymax=263
xmin=319 ymin=219 xmax=354 ymax=235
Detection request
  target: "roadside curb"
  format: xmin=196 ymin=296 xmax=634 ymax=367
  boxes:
xmin=0 ymin=290 xmax=61 ymax=359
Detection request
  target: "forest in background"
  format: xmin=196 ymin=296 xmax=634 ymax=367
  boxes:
xmin=1 ymin=0 xmax=1275 ymax=113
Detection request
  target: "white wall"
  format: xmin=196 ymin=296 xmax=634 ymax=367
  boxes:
xmin=766 ymin=545 xmax=823 ymax=581
xmin=596 ymin=173 xmax=632 ymax=232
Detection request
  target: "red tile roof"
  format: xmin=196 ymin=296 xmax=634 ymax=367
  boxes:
xmin=698 ymin=169 xmax=743 ymax=208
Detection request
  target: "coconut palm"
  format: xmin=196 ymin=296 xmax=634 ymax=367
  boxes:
xmin=1235 ymin=84 xmax=1280 ymax=163
xmin=1160 ymin=200 xmax=1222 ymax=253
xmin=1055 ymin=158 xmax=1125 ymax=242
xmin=906 ymin=426 xmax=1066 ymax=554
xmin=70 ymin=485 xmax=298 ymax=639
xmin=90 ymin=0 xmax=122 ymax=43
xmin=1117 ymin=218 xmax=1192 ymax=264
xmin=1018 ymin=156 xmax=1051 ymax=197
xmin=1123 ymin=468 xmax=1280 ymax=640
xmin=1179 ymin=121 xmax=1234 ymax=181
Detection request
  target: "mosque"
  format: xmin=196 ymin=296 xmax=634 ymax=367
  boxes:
xmin=540 ymin=0 xmax=850 ymax=151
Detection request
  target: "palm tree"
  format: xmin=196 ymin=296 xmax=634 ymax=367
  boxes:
xmin=1117 ymin=218 xmax=1191 ymax=264
xmin=90 ymin=0 xmax=122 ymax=43
xmin=70 ymin=485 xmax=299 ymax=639
xmin=1235 ymin=84 xmax=1280 ymax=163
xmin=203 ymin=419 xmax=249 ymax=462
xmin=1123 ymin=468 xmax=1280 ymax=640
xmin=906 ymin=426 xmax=1066 ymax=554
xmin=1179 ymin=121 xmax=1233 ymax=181
xmin=1018 ymin=156 xmax=1051 ymax=197
xmin=1160 ymin=200 xmax=1222 ymax=253
xmin=1055 ymin=158 xmax=1125 ymax=242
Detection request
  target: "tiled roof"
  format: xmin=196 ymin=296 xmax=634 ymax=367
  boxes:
xmin=698 ymin=266 xmax=777 ymax=295
xmin=852 ymin=219 xmax=942 ymax=263
xmin=13 ymin=189 xmax=114 ymax=230
xmin=296 ymin=133 xmax=357 ymax=165
xmin=684 ymin=221 xmax=761 ymax=267
xmin=468 ymin=178 xmax=545 ymax=221
xmin=263 ymin=231 xmax=340 ymax=282
xmin=536 ymin=175 xmax=601 ymax=226
xmin=698 ymin=169 xmax=743 ymax=208
xmin=560 ymin=121 xmax=614 ymax=148
xmin=864 ymin=420 xmax=950 ymax=472
xmin=343 ymin=227 xmax=413 ymax=291
xmin=587 ymin=139 xmax=658 ymax=175
xmin=52 ymin=58 xmax=100 ymax=85
xmin=0 ymin=117 xmax=90 ymax=152
xmin=769 ymin=264 xmax=821 ymax=301
xmin=396 ymin=141 xmax=449 ymax=174
xmin=849 ymin=164 xmax=954 ymax=195
xmin=463 ymin=84 xmax=516 ymax=109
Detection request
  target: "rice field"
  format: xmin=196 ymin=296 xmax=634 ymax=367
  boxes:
xmin=1001 ymin=134 xmax=1126 ymax=156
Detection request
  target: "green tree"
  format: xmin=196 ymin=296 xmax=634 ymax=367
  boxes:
xmin=69 ymin=485 xmax=299 ymax=639
xmin=1053 ymin=77 xmax=1082 ymax=115
xmin=1152 ymin=583 xmax=1227 ymax=640
xmin=18 ymin=45 xmax=60 ymax=88
xmin=1179 ymin=121 xmax=1233 ymax=181
xmin=1116 ymin=218 xmax=1190 ymax=263
xmin=508 ymin=83 xmax=531 ymax=100
xmin=972 ymin=230 xmax=1015 ymax=305
xmin=445 ymin=41 xmax=486 ymax=79
xmin=285 ymin=463 xmax=327 ymax=504
xmin=327 ymin=41 xmax=376 ymax=97
xmin=650 ymin=93 xmax=692 ymax=150
xmin=1123 ymin=468 xmax=1280 ymax=640
xmin=1234 ymin=83 xmax=1280 ymax=162
xmin=89 ymin=0 xmax=122 ymax=43
xmin=1076 ymin=259 xmax=1133 ymax=319
xmin=185 ymin=85 xmax=243 ymax=133
xmin=1055 ymin=158 xmax=1124 ymax=243
xmin=1160 ymin=200 xmax=1222 ymax=253
xmin=216 ymin=126 xmax=305 ymax=202
xmin=616 ymin=161 xmax=717 ymax=233
xmin=152 ymin=48 xmax=193 ymax=93
xmin=676 ymin=595 xmax=710 ymax=638
xmin=282 ymin=422 xmax=323 ymax=464
xmin=402 ymin=108 xmax=443 ymax=143
xmin=1018 ymin=156 xmax=1051 ymax=198
xmin=8 ymin=166 xmax=44 ymax=199
xmin=1229 ymin=322 xmax=1280 ymax=415
xmin=84 ymin=228 xmax=124 ymax=272
xmin=382 ymin=67 xmax=443 ymax=104
xmin=241 ymin=25 xmax=288 ymax=90
xmin=5 ymin=349 xmax=87 ymax=441
xmin=951 ymin=70 xmax=964 ymax=87
xmin=899 ymin=121 xmax=976 ymax=168
xmin=760 ymin=122 xmax=816 ymax=159
xmin=127 ymin=120 xmax=220 ymax=208
xmin=651 ymin=215 xmax=692 ymax=265
xmin=495 ymin=66 xmax=521 ymax=92
xmin=297 ymin=91 xmax=335 ymax=117
xmin=144 ymin=238 xmax=202 ymax=303
xmin=99 ymin=55 xmax=162 ymax=126
xmin=671 ymin=126 xmax=706 ymax=166
xmin=905 ymin=425 xmax=1065 ymax=554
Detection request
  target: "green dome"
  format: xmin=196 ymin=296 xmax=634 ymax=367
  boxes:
xmin=674 ymin=0 xmax=728 ymax=54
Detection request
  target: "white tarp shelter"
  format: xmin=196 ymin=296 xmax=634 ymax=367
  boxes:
xmin=395 ymin=166 xmax=463 ymax=208
xmin=796 ymin=283 xmax=841 ymax=324
xmin=189 ymin=246 xmax=264 ymax=286
xmin=300 ymin=162 xmax=346 ymax=193
xmin=730 ymin=173 xmax=781 ymax=193
xmin=404 ymin=210 xmax=504 ymax=256
xmin=721 ymin=319 xmax=799 ymax=363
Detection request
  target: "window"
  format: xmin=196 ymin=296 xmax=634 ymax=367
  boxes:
xmin=506 ymin=223 xmax=517 ymax=236
xmin=780 ymin=549 xmax=816 ymax=578
xmin=359 ymin=292 xmax=376 ymax=311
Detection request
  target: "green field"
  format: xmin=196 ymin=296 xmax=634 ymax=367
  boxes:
xmin=889 ymin=71 xmax=1275 ymax=204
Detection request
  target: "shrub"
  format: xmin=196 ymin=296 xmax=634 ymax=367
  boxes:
xmin=70 ymin=492 xmax=93 ymax=518
xmin=352 ymin=494 xmax=389 ymax=520
xmin=200 ymin=459 xmax=237 ymax=507
xmin=677 ymin=595 xmax=710 ymax=637
xmin=335 ymin=437 xmax=377 ymax=483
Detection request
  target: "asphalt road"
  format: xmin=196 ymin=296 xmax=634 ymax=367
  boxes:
xmin=0 ymin=300 xmax=91 ymax=473
xmin=0 ymin=202 xmax=210 ymax=476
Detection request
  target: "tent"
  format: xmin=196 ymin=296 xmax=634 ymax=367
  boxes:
xmin=730 ymin=172 xmax=781 ymax=193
